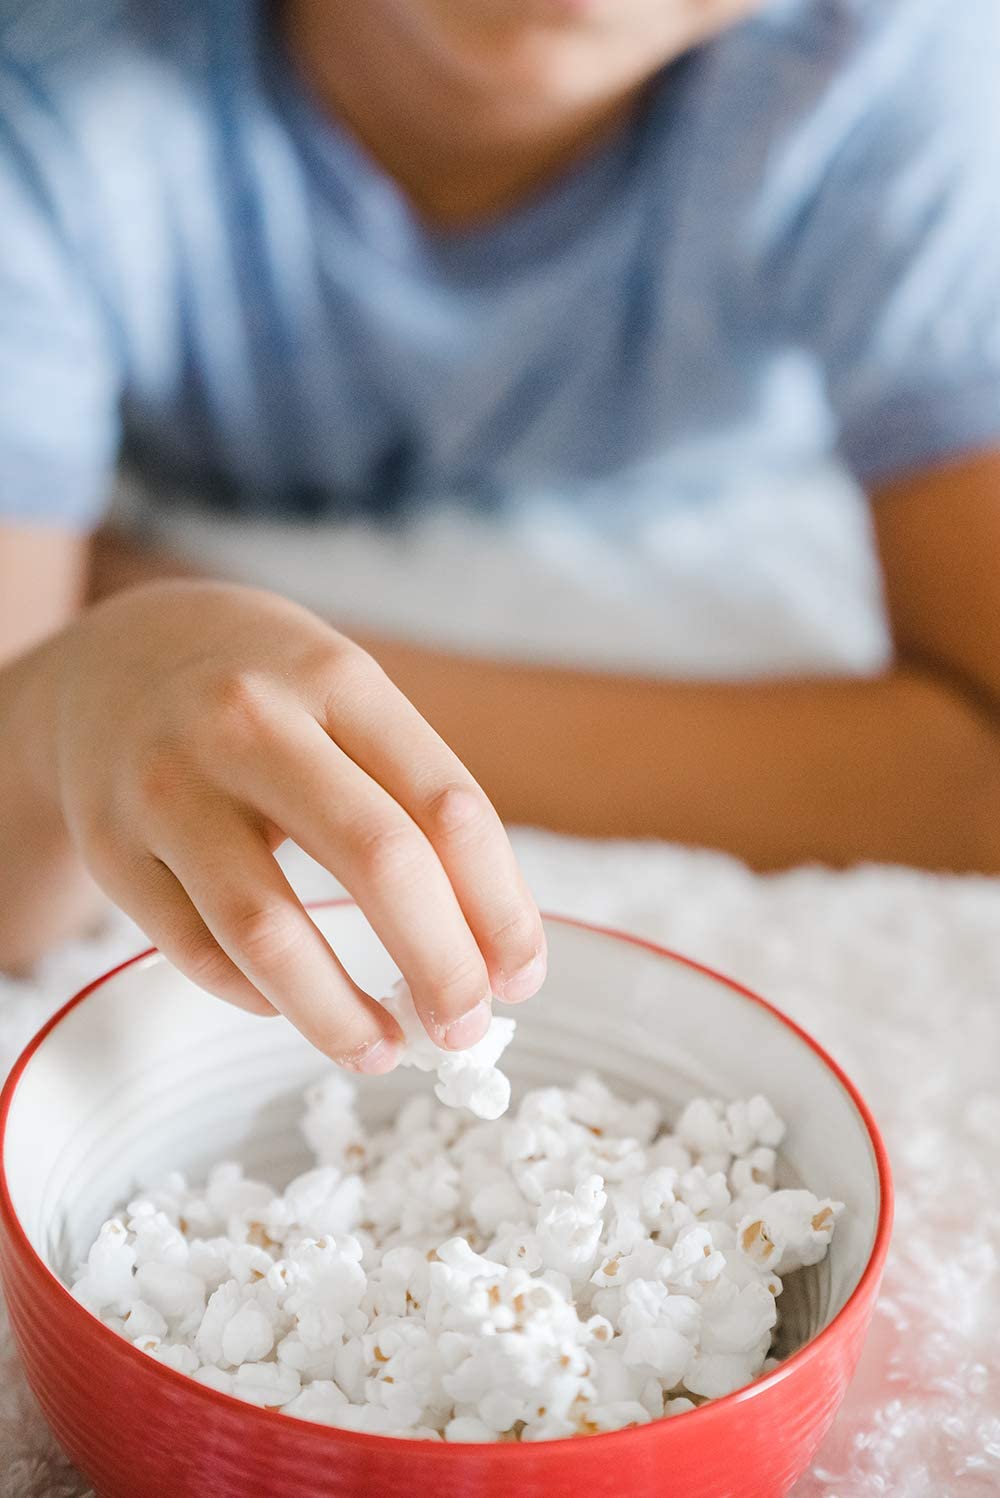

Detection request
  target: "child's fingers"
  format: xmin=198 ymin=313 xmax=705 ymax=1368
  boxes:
xmin=93 ymin=853 xmax=277 ymax=1017
xmin=317 ymin=648 xmax=546 ymax=1002
xmin=147 ymin=800 xmax=405 ymax=1070
xmin=208 ymin=705 xmax=494 ymax=1047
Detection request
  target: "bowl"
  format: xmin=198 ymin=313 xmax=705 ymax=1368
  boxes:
xmin=0 ymin=903 xmax=891 ymax=1498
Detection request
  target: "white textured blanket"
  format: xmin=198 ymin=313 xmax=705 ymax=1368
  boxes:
xmin=2 ymin=833 xmax=998 ymax=1498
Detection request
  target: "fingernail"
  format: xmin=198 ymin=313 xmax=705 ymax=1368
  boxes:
xmin=352 ymin=1037 xmax=400 ymax=1075
xmin=441 ymin=999 xmax=492 ymax=1051
xmin=497 ymin=952 xmax=547 ymax=1005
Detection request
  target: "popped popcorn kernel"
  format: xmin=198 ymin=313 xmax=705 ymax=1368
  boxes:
xmin=380 ymin=979 xmax=516 ymax=1121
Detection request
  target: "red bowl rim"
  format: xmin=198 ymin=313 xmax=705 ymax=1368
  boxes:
xmin=0 ymin=901 xmax=894 ymax=1458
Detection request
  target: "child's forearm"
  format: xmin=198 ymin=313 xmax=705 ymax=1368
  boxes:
xmin=0 ymin=634 xmax=103 ymax=969
xmin=359 ymin=637 xmax=1000 ymax=873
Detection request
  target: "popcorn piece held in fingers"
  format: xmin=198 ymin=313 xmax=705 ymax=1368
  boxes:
xmin=380 ymin=978 xmax=516 ymax=1120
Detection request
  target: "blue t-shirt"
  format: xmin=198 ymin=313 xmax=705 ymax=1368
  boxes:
xmin=1 ymin=0 xmax=999 ymax=529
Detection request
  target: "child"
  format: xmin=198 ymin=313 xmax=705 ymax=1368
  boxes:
xmin=2 ymin=0 xmax=999 ymax=1066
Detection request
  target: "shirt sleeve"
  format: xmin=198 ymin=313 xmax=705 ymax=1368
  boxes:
xmin=0 ymin=56 xmax=122 ymax=528
xmin=770 ymin=0 xmax=1000 ymax=485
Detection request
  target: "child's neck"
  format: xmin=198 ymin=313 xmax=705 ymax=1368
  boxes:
xmin=280 ymin=1 xmax=680 ymax=228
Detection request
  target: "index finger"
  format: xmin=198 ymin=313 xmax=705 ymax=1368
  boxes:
xmin=317 ymin=647 xmax=547 ymax=1005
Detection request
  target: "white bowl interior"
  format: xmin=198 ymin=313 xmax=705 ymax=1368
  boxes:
xmin=4 ymin=908 xmax=881 ymax=1352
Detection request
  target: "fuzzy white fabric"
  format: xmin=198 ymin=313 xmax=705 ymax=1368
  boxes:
xmin=2 ymin=834 xmax=998 ymax=1496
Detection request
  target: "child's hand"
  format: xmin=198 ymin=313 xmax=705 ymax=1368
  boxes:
xmin=52 ymin=581 xmax=546 ymax=1070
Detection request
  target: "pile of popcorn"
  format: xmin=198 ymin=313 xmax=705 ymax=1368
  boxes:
xmin=71 ymin=990 xmax=843 ymax=1442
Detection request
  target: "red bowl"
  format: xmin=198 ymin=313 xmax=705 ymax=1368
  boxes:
xmin=0 ymin=904 xmax=892 ymax=1498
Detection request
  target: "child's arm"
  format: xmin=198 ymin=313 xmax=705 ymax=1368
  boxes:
xmin=362 ymin=451 xmax=1000 ymax=873
xmin=0 ymin=570 xmax=545 ymax=1059
xmin=0 ymin=526 xmax=103 ymax=966
xmin=0 ymin=524 xmax=88 ymax=664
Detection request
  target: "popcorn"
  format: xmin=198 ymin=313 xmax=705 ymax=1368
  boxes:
xmin=737 ymin=1189 xmax=844 ymax=1275
xmin=479 ymin=1388 xmax=526 ymax=1434
xmin=565 ymin=1074 xmax=661 ymax=1145
xmin=282 ymin=1379 xmax=350 ymax=1424
xmin=444 ymin=1415 xmax=493 ymax=1442
xmin=151 ymin=1342 xmax=201 ymax=1376
xmin=366 ymin=1156 xmax=462 ymax=1240
xmin=265 ymin=1167 xmax=363 ymax=1242
xmin=622 ymin=1324 xmax=694 ymax=1386
xmin=584 ymin=1401 xmax=651 ymax=1433
xmin=73 ymin=1219 xmax=136 ymax=1316
xmin=684 ymin=1350 xmax=764 ymax=1400
xmin=132 ymin=1261 xmax=206 ymax=1329
xmin=186 ymin=1237 xmax=233 ymax=1292
xmin=534 ymin=1177 xmax=607 ymax=1284
xmin=698 ymin=1278 xmax=777 ymax=1354
xmin=676 ymin=1095 xmax=786 ymax=1175
xmin=619 ymin=1281 xmax=700 ymax=1386
xmin=276 ymin=1331 xmax=337 ymax=1382
xmin=521 ymin=1414 xmax=576 ymax=1441
xmin=123 ymin=1299 xmax=168 ymax=1340
xmin=232 ymin=1361 xmax=301 ymax=1408
xmin=676 ymin=1098 xmax=732 ymax=1161
xmin=196 ymin=1279 xmax=243 ymax=1366
xmin=203 ymin=1163 xmax=275 ymax=1241
xmin=301 ymin=1072 xmax=367 ymax=1171
xmin=221 ymin=1303 xmax=275 ymax=1365
xmin=191 ymin=1364 xmax=235 ymax=1395
xmin=638 ymin=1376 xmax=665 ymax=1420
xmin=589 ymin=1344 xmax=640 ymax=1403
xmin=72 ymin=1066 xmax=841 ymax=1444
xmin=282 ymin=1237 xmax=367 ymax=1348
xmin=127 ymin=1207 xmax=190 ymax=1268
xmin=332 ymin=1337 xmax=366 ymax=1403
xmin=488 ymin=1226 xmax=544 ymax=1274
xmin=661 ymin=1225 xmax=727 ymax=1293
xmin=676 ymin=1166 xmax=731 ymax=1221
xmin=729 ymin=1146 xmax=778 ymax=1198
xmin=469 ymin=1174 xmax=528 ymax=1236
xmin=380 ymin=980 xmax=516 ymax=1121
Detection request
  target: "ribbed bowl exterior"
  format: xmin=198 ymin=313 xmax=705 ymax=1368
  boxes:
xmin=0 ymin=915 xmax=892 ymax=1498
